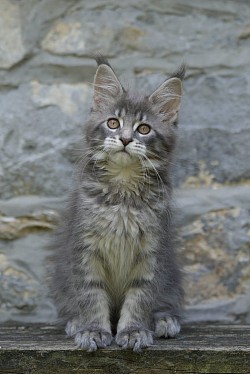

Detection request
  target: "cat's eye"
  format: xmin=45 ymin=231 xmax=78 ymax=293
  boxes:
xmin=107 ymin=118 xmax=120 ymax=129
xmin=137 ymin=124 xmax=151 ymax=135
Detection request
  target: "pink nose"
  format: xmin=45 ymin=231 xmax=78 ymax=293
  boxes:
xmin=120 ymin=137 xmax=132 ymax=146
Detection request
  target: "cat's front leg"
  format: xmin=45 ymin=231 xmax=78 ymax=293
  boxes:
xmin=115 ymin=284 xmax=154 ymax=352
xmin=66 ymin=287 xmax=112 ymax=351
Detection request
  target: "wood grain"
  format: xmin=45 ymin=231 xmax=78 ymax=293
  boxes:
xmin=0 ymin=324 xmax=249 ymax=373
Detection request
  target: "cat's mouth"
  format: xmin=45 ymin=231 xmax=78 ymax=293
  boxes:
xmin=115 ymin=147 xmax=131 ymax=156
xmin=109 ymin=148 xmax=139 ymax=166
xmin=121 ymin=148 xmax=130 ymax=154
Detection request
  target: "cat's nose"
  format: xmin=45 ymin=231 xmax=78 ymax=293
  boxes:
xmin=120 ymin=137 xmax=132 ymax=146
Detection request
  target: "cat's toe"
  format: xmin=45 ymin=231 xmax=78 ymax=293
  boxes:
xmin=116 ymin=328 xmax=153 ymax=352
xmin=74 ymin=330 xmax=112 ymax=351
xmin=155 ymin=317 xmax=180 ymax=338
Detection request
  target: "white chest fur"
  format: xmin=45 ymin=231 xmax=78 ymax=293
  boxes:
xmin=83 ymin=201 xmax=155 ymax=297
xmin=82 ymin=155 xmax=158 ymax=299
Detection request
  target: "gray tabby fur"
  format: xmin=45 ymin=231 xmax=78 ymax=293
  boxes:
xmin=50 ymin=56 xmax=185 ymax=352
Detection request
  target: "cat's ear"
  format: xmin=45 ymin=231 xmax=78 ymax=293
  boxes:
xmin=93 ymin=64 xmax=123 ymax=110
xmin=149 ymin=76 xmax=183 ymax=123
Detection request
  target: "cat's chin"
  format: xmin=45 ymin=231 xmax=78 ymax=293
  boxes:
xmin=111 ymin=150 xmax=138 ymax=166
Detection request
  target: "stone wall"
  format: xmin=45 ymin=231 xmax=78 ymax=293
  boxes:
xmin=0 ymin=0 xmax=249 ymax=324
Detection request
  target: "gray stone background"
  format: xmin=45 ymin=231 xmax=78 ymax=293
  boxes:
xmin=0 ymin=0 xmax=249 ymax=324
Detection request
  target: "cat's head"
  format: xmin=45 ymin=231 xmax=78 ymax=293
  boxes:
xmin=85 ymin=56 xmax=185 ymax=170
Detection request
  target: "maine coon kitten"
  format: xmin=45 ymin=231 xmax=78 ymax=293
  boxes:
xmin=50 ymin=56 xmax=185 ymax=352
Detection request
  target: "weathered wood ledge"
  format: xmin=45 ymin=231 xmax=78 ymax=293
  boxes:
xmin=0 ymin=324 xmax=249 ymax=373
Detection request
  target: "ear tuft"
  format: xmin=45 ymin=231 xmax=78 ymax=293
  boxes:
xmin=169 ymin=63 xmax=186 ymax=81
xmin=94 ymin=53 xmax=111 ymax=68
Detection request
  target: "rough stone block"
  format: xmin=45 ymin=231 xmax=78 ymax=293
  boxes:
xmin=0 ymin=1 xmax=26 ymax=69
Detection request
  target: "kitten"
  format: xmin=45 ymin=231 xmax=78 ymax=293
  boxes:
xmin=50 ymin=56 xmax=185 ymax=352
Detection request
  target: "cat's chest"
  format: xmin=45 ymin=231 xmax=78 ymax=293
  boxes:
xmin=90 ymin=203 xmax=146 ymax=251
xmin=83 ymin=202 xmax=155 ymax=282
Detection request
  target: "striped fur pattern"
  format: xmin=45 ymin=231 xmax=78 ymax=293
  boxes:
xmin=50 ymin=57 xmax=185 ymax=352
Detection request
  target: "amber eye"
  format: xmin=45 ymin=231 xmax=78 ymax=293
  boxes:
xmin=107 ymin=118 xmax=120 ymax=129
xmin=137 ymin=124 xmax=151 ymax=135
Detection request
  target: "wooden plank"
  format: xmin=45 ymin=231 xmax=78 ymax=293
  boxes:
xmin=0 ymin=324 xmax=249 ymax=373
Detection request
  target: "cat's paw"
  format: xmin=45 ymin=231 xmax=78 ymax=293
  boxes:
xmin=116 ymin=328 xmax=153 ymax=352
xmin=65 ymin=319 xmax=112 ymax=351
xmin=65 ymin=319 xmax=81 ymax=337
xmin=74 ymin=330 xmax=113 ymax=352
xmin=155 ymin=316 xmax=180 ymax=338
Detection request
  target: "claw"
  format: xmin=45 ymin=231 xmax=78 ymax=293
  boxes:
xmin=73 ymin=329 xmax=112 ymax=351
xmin=116 ymin=328 xmax=153 ymax=351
